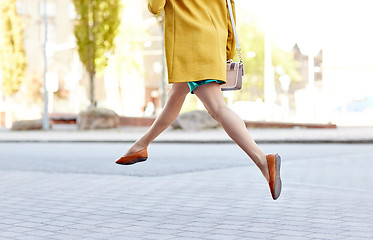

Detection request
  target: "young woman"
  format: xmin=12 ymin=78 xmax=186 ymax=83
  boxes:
xmin=116 ymin=0 xmax=282 ymax=200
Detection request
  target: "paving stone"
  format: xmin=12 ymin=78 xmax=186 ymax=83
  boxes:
xmin=271 ymin=235 xmax=311 ymax=240
xmin=165 ymin=237 xmax=200 ymax=240
xmin=341 ymin=230 xmax=373 ymax=238
xmin=186 ymin=222 xmax=218 ymax=228
xmin=55 ymin=229 xmax=92 ymax=237
xmin=0 ymin=231 xmax=23 ymax=238
xmin=203 ymin=234 xmax=240 ymax=240
xmin=0 ymin=223 xmax=9 ymax=230
xmin=182 ymin=226 xmax=216 ymax=233
xmin=43 ymin=220 xmax=75 ymax=228
xmin=306 ymin=233 xmax=348 ymax=240
xmin=23 ymin=230 xmax=57 ymax=237
xmin=237 ymin=231 xmax=278 ymax=239
xmin=157 ymin=223 xmax=184 ymax=230
xmin=305 ymin=227 xmax=347 ymax=235
xmin=140 ymin=233 xmax=175 ymax=240
xmin=245 ymin=226 xmax=276 ymax=233
xmin=48 ymin=234 xmax=87 ymax=240
xmin=147 ymin=228 xmax=181 ymax=235
xmin=342 ymin=237 xmax=368 ymax=240
xmin=6 ymin=226 xmax=34 ymax=233
xmin=13 ymin=236 xmax=53 ymax=240
xmin=0 ymin=218 xmax=23 ymax=225
xmin=174 ymin=231 xmax=209 ymax=238
xmin=92 ymin=227 xmax=126 ymax=234
xmin=83 ymin=232 xmax=116 ymax=239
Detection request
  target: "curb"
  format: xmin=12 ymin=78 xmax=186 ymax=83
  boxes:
xmin=1 ymin=139 xmax=372 ymax=144
xmin=49 ymin=114 xmax=338 ymax=129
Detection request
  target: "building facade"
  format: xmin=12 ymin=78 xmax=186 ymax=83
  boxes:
xmin=1 ymin=0 xmax=165 ymax=127
xmin=1 ymin=0 xmax=373 ymax=126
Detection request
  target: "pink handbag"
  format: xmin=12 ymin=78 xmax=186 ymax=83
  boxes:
xmin=220 ymin=0 xmax=244 ymax=91
xmin=221 ymin=61 xmax=244 ymax=91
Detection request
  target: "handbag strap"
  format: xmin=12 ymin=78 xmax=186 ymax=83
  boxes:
xmin=226 ymin=0 xmax=243 ymax=63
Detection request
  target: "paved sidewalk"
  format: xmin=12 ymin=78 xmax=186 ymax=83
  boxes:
xmin=1 ymin=165 xmax=373 ymax=240
xmin=1 ymin=125 xmax=373 ymax=143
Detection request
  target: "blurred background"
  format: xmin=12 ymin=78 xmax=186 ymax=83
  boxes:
xmin=1 ymin=0 xmax=373 ymax=129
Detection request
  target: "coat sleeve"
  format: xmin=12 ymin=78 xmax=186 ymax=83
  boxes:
xmin=148 ymin=0 xmax=166 ymax=15
xmin=226 ymin=0 xmax=237 ymax=60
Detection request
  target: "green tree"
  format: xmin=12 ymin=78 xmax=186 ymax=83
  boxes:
xmin=0 ymin=0 xmax=26 ymax=97
xmin=235 ymin=22 xmax=300 ymax=101
xmin=72 ymin=0 xmax=120 ymax=107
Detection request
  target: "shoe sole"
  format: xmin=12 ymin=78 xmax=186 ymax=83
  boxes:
xmin=117 ymin=157 xmax=147 ymax=165
xmin=273 ymin=154 xmax=282 ymax=200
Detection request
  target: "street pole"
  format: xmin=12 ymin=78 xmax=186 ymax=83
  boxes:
xmin=308 ymin=54 xmax=315 ymax=122
xmin=158 ymin=16 xmax=166 ymax=108
xmin=42 ymin=0 xmax=49 ymax=130
xmin=308 ymin=54 xmax=315 ymax=97
xmin=264 ymin=21 xmax=275 ymax=121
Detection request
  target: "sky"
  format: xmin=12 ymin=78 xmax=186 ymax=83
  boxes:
xmin=235 ymin=0 xmax=373 ymax=55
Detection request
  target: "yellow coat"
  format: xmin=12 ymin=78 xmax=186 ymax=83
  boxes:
xmin=148 ymin=0 xmax=236 ymax=83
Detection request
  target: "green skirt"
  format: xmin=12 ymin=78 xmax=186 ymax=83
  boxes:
xmin=187 ymin=79 xmax=225 ymax=94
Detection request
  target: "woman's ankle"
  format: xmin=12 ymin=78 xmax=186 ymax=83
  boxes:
xmin=126 ymin=141 xmax=147 ymax=155
xmin=256 ymin=154 xmax=270 ymax=182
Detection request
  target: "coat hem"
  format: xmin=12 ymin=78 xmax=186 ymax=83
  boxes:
xmin=168 ymin=76 xmax=226 ymax=84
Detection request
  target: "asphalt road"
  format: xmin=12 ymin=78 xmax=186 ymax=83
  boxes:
xmin=1 ymin=142 xmax=372 ymax=192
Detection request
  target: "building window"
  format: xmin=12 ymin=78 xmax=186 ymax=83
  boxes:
xmin=69 ymin=3 xmax=76 ymax=20
xmin=16 ymin=0 xmax=27 ymax=15
xmin=39 ymin=1 xmax=57 ymax=18
xmin=40 ymin=20 xmax=57 ymax=45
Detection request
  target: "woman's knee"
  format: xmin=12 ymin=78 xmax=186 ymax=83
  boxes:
xmin=206 ymin=108 xmax=218 ymax=121
xmin=193 ymin=83 xmax=228 ymax=120
xmin=206 ymin=103 xmax=227 ymax=121
xmin=169 ymin=83 xmax=189 ymax=98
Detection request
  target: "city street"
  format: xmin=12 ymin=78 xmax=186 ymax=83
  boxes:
xmin=1 ymin=142 xmax=373 ymax=239
xmin=1 ymin=0 xmax=373 ymax=239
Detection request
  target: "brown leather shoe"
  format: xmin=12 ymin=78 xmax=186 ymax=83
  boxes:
xmin=266 ymin=153 xmax=282 ymax=200
xmin=115 ymin=148 xmax=148 ymax=165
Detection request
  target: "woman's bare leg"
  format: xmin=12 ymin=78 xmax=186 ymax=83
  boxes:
xmin=194 ymin=83 xmax=270 ymax=182
xmin=124 ymin=82 xmax=190 ymax=155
